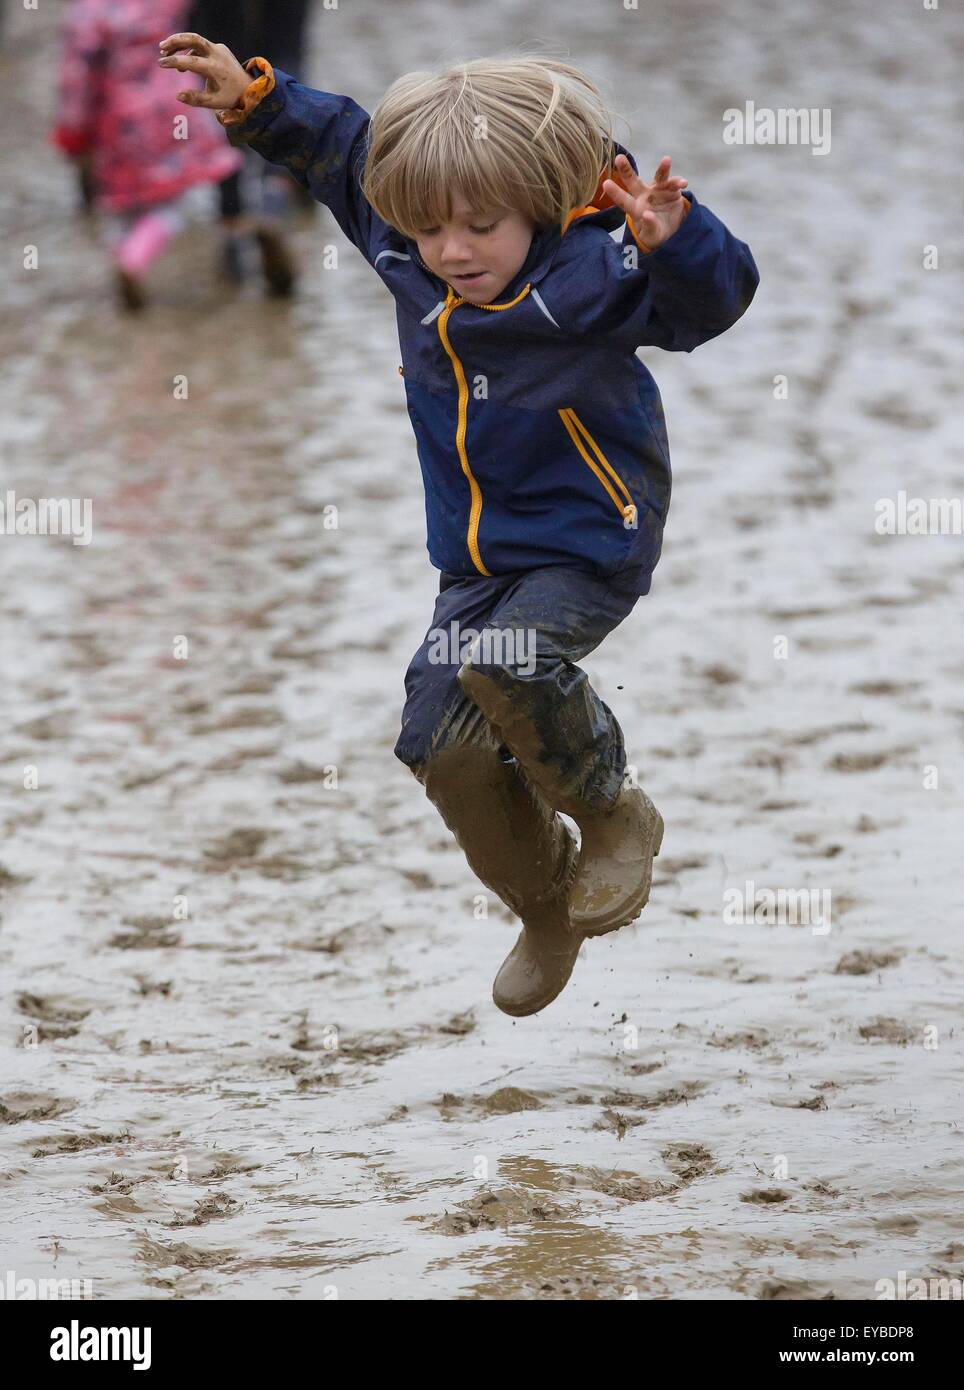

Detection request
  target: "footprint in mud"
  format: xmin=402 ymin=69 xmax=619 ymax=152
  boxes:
xmin=858 ymin=1017 xmax=917 ymax=1045
xmin=15 ymin=712 xmax=71 ymax=741
xmin=90 ymin=1172 xmax=142 ymax=1196
xmin=827 ymin=747 xmax=914 ymax=773
xmin=136 ymin=1236 xmax=235 ymax=1270
xmin=225 ymin=673 xmax=281 ymax=696
xmin=168 ymin=1193 xmax=242 ymax=1228
xmin=515 ymin=1273 xmax=636 ymax=1300
xmin=834 ymin=949 xmax=902 ymax=975
xmin=16 ymin=991 xmax=90 ymax=1041
xmin=206 ymin=745 xmax=277 ymax=773
xmin=33 ymin=1131 xmax=132 ymax=1159
xmin=859 ymin=397 xmax=935 ymax=431
xmin=202 ymin=824 xmax=310 ymax=878
xmin=696 ymin=662 xmax=740 ymax=687
xmin=657 ymin=854 xmax=710 ymax=876
xmin=293 ymin=1010 xmax=476 ymax=1066
xmin=0 ymin=864 xmax=29 ymax=894
xmin=479 ymin=1087 xmax=543 ymax=1115
xmin=134 ymin=977 xmax=173 ymax=997
xmin=848 ymin=679 xmax=924 ymax=698
xmin=593 ymin=1108 xmax=647 ymax=1136
xmin=786 ymin=721 xmax=869 ymax=747
xmin=691 ymin=958 xmax=771 ymax=985
xmin=741 ymin=1187 xmax=793 ymax=1205
xmin=592 ymin=1081 xmax=707 ymax=1135
xmin=290 ymin=1013 xmax=415 ymax=1064
xmin=428 ymin=1186 xmax=575 ymax=1235
xmin=108 ymin=915 xmax=181 ymax=949
xmin=708 ymin=1029 xmax=771 ymax=1051
xmin=760 ymin=1278 xmax=833 ymax=1300
xmin=295 ymin=1070 xmax=342 ymax=1092
xmin=0 ymin=1092 xmax=73 ymax=1125
xmin=661 ymin=1143 xmax=717 ymax=1185
xmin=934 ymin=1242 xmax=964 ymax=1261
xmin=600 ymin=1080 xmax=707 ymax=1113
xmin=435 ymin=1086 xmax=543 ymax=1120
xmin=574 ymin=1169 xmax=674 ymax=1202
xmin=437 ymin=1009 xmax=477 ymax=1037
xmin=769 ymin=1093 xmax=828 ymax=1111
xmin=202 ymin=827 xmax=271 ymax=865
xmin=269 ymin=636 xmax=325 ymax=662
xmin=202 ymin=1155 xmax=263 ymax=1182
xmin=875 ymin=1213 xmax=919 ymax=1234
xmin=190 ymin=706 xmax=283 ymax=734
xmin=330 ymin=1034 xmax=412 ymax=1064
xmin=277 ymin=760 xmax=333 ymax=784
xmin=120 ymin=762 xmax=189 ymax=790
xmin=285 ymin=929 xmax=351 ymax=956
xmin=252 ymin=854 xmax=314 ymax=881
xmin=572 ymin=1144 xmax=717 ymax=1202
xmin=804 ymin=1178 xmax=842 ymax=1199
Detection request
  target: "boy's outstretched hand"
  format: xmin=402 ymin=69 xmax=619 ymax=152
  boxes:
xmin=602 ymin=154 xmax=689 ymax=251
xmin=158 ymin=33 xmax=251 ymax=111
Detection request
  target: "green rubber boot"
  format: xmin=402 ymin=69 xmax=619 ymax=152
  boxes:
xmin=418 ymin=735 xmax=583 ymax=1017
xmin=568 ymin=785 xmax=664 ymax=937
xmin=491 ymin=831 xmax=582 ymax=1016
xmin=458 ymin=662 xmax=663 ymax=941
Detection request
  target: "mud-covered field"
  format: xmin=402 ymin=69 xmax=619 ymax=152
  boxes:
xmin=1 ymin=0 xmax=962 ymax=1299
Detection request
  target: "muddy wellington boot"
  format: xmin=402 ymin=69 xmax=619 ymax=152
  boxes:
xmin=491 ymin=831 xmax=583 ymax=1017
xmin=419 ymin=739 xmax=585 ymax=1017
xmin=458 ymin=662 xmax=664 ymax=941
xmin=568 ymin=785 xmax=664 ymax=937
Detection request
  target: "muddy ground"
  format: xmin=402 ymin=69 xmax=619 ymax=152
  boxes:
xmin=1 ymin=0 xmax=962 ymax=1299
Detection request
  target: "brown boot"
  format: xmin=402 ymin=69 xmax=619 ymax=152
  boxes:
xmin=418 ymin=730 xmax=581 ymax=1015
xmin=457 ymin=662 xmax=664 ymax=941
xmin=492 ymin=832 xmax=582 ymax=1017
xmin=569 ymin=785 xmax=664 ymax=937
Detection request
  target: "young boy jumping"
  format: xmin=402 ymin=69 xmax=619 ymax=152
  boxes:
xmin=158 ymin=32 xmax=759 ymax=1017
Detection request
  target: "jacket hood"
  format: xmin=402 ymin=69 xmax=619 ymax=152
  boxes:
xmin=405 ymin=138 xmax=641 ymax=302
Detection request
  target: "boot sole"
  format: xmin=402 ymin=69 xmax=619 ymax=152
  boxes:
xmin=576 ymin=809 xmax=664 ymax=938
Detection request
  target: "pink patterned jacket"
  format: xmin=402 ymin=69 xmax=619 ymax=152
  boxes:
xmin=52 ymin=0 xmax=241 ymax=211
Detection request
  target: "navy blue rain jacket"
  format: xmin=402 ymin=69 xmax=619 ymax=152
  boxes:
xmin=224 ymin=63 xmax=759 ymax=594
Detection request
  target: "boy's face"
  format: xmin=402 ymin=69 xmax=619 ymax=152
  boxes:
xmin=414 ymin=199 xmax=536 ymax=303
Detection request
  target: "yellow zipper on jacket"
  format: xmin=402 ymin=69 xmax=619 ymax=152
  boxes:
xmin=436 ymin=283 xmax=532 ymax=576
xmin=558 ymin=407 xmax=638 ymax=527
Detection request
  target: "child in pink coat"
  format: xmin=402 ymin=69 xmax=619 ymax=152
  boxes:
xmin=52 ymin=0 xmax=242 ymax=308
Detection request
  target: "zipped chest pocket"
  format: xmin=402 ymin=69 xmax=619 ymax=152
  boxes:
xmin=558 ymin=408 xmax=638 ymax=527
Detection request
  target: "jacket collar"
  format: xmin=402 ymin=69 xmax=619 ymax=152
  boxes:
xmin=405 ymin=139 xmax=640 ymax=306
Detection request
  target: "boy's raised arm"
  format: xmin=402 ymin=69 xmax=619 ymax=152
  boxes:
xmin=548 ymin=159 xmax=759 ymax=353
xmin=159 ymin=34 xmax=376 ymax=262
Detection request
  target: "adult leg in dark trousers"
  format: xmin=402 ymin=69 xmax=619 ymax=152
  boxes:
xmin=187 ymin=0 xmax=307 ymax=291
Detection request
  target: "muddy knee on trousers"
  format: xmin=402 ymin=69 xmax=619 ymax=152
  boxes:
xmin=457 ymin=657 xmax=615 ymax=820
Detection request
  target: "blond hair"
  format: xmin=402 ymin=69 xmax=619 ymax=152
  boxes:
xmin=361 ymin=56 xmax=619 ymax=238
